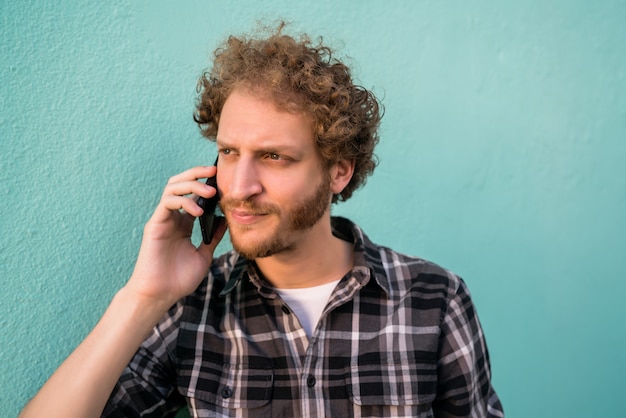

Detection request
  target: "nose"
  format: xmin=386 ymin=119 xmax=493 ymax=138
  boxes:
xmin=222 ymin=156 xmax=263 ymax=201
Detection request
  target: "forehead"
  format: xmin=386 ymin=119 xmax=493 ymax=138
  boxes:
xmin=217 ymin=88 xmax=315 ymax=149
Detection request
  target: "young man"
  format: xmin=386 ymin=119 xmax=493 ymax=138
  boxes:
xmin=21 ymin=25 xmax=504 ymax=417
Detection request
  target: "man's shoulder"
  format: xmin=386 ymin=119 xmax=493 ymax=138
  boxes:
xmin=343 ymin=217 xmax=462 ymax=300
xmin=375 ymin=243 xmax=462 ymax=296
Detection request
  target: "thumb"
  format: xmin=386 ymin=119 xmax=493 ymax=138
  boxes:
xmin=197 ymin=216 xmax=228 ymax=262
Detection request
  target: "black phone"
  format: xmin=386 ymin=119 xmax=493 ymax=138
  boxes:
xmin=197 ymin=157 xmax=220 ymax=244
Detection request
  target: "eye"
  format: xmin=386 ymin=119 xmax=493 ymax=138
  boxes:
xmin=262 ymin=152 xmax=294 ymax=164
xmin=261 ymin=152 xmax=283 ymax=161
xmin=219 ymin=148 xmax=232 ymax=156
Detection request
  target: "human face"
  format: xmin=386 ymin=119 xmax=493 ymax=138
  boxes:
xmin=216 ymin=89 xmax=332 ymax=259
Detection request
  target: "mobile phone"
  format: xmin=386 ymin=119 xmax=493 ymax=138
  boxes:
xmin=197 ymin=157 xmax=220 ymax=244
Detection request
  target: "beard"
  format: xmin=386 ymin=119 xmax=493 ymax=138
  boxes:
xmin=220 ymin=176 xmax=332 ymax=259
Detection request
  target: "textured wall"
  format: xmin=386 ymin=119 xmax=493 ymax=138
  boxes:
xmin=2 ymin=1 xmax=625 ymax=416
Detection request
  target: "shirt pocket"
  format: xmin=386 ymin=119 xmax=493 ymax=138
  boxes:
xmin=177 ymin=358 xmax=273 ymax=414
xmin=347 ymin=358 xmax=437 ymax=417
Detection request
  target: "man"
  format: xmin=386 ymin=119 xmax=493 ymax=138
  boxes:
xmin=21 ymin=24 xmax=504 ymax=417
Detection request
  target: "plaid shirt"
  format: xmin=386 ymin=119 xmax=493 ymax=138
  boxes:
xmin=103 ymin=217 xmax=503 ymax=417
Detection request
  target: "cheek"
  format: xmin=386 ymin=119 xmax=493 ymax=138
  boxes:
xmin=216 ymin=166 xmax=237 ymax=197
xmin=216 ymin=171 xmax=227 ymax=195
xmin=270 ymin=172 xmax=312 ymax=197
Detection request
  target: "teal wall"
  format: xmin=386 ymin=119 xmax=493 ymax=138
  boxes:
xmin=2 ymin=1 xmax=625 ymax=417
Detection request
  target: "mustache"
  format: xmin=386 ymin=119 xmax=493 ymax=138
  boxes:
xmin=219 ymin=197 xmax=280 ymax=215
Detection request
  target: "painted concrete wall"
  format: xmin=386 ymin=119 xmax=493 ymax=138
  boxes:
xmin=2 ymin=1 xmax=625 ymax=416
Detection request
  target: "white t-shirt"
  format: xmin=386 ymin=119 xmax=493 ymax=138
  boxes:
xmin=275 ymin=280 xmax=341 ymax=338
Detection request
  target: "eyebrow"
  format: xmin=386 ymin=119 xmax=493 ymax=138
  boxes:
xmin=216 ymin=138 xmax=302 ymax=154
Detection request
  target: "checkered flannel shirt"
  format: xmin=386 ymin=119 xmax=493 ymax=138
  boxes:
xmin=103 ymin=217 xmax=504 ymax=417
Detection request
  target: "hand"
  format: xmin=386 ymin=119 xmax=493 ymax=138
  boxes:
xmin=19 ymin=165 xmax=226 ymax=418
xmin=125 ymin=165 xmax=226 ymax=308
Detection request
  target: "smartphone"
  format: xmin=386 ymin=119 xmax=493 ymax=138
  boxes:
xmin=197 ymin=157 xmax=220 ymax=244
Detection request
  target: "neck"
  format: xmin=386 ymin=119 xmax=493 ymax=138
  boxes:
xmin=254 ymin=216 xmax=353 ymax=289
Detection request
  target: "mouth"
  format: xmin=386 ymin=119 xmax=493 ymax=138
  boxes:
xmin=229 ymin=208 xmax=270 ymax=225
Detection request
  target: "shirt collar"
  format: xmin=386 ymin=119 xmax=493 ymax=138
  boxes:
xmin=333 ymin=216 xmax=391 ymax=296
xmin=218 ymin=216 xmax=391 ymax=297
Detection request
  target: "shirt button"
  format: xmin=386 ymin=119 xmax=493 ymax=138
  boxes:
xmin=281 ymin=305 xmax=290 ymax=314
xmin=306 ymin=375 xmax=316 ymax=388
xmin=222 ymin=387 xmax=233 ymax=398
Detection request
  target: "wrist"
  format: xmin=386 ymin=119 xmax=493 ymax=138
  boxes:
xmin=112 ymin=285 xmax=176 ymax=331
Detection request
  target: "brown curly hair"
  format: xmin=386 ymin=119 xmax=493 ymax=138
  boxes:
xmin=194 ymin=23 xmax=383 ymax=202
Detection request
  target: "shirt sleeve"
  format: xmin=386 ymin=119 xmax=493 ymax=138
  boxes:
xmin=101 ymin=302 xmax=186 ymax=418
xmin=433 ymin=277 xmax=505 ymax=418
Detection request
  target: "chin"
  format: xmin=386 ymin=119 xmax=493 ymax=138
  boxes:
xmin=230 ymin=220 xmax=301 ymax=259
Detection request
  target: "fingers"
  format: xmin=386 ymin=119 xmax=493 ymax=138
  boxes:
xmin=166 ymin=165 xmax=216 ymax=185
xmin=159 ymin=194 xmax=206 ymax=218
xmin=152 ymin=166 xmax=218 ymax=221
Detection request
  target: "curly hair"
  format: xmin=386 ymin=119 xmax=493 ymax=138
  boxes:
xmin=194 ymin=23 xmax=383 ymax=202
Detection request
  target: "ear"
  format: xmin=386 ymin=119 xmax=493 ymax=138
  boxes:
xmin=329 ymin=159 xmax=355 ymax=195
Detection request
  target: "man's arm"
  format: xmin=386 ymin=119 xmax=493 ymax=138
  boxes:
xmin=433 ymin=278 xmax=504 ymax=418
xmin=20 ymin=165 xmax=225 ymax=418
